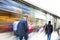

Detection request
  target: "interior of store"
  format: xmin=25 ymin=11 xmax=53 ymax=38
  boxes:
xmin=0 ymin=9 xmax=21 ymax=25
xmin=0 ymin=9 xmax=21 ymax=32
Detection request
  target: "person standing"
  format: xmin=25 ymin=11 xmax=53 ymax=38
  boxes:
xmin=45 ymin=21 xmax=53 ymax=40
xmin=57 ymin=25 xmax=60 ymax=40
xmin=27 ymin=20 xmax=34 ymax=33
xmin=16 ymin=14 xmax=28 ymax=40
xmin=13 ymin=20 xmax=20 ymax=40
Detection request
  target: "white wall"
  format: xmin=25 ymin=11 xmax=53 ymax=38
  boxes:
xmin=34 ymin=10 xmax=46 ymax=20
xmin=24 ymin=0 xmax=60 ymax=17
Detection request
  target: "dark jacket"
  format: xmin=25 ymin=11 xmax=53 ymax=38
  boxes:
xmin=16 ymin=18 xmax=28 ymax=36
xmin=45 ymin=24 xmax=53 ymax=34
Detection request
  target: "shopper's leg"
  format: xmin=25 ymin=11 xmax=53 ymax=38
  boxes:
xmin=24 ymin=35 xmax=28 ymax=40
xmin=16 ymin=36 xmax=19 ymax=40
xmin=19 ymin=36 xmax=23 ymax=40
xmin=47 ymin=34 xmax=51 ymax=40
xmin=47 ymin=35 xmax=49 ymax=40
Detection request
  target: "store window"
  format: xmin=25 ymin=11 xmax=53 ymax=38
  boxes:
xmin=56 ymin=19 xmax=60 ymax=28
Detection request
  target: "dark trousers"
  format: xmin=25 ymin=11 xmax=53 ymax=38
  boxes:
xmin=19 ymin=35 xmax=28 ymax=40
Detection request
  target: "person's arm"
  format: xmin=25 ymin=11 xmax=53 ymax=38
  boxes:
xmin=51 ymin=25 xmax=53 ymax=32
xmin=24 ymin=21 xmax=28 ymax=32
xmin=41 ymin=26 xmax=46 ymax=32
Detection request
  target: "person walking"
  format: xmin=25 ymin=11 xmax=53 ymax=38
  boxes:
xmin=57 ymin=25 xmax=60 ymax=40
xmin=16 ymin=14 xmax=28 ymax=40
xmin=13 ymin=20 xmax=20 ymax=40
xmin=45 ymin=21 xmax=53 ymax=40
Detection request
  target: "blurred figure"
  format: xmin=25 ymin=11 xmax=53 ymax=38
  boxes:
xmin=27 ymin=20 xmax=34 ymax=33
xmin=16 ymin=14 xmax=28 ymax=40
xmin=13 ymin=20 xmax=20 ymax=40
xmin=45 ymin=21 xmax=53 ymax=40
xmin=40 ymin=23 xmax=47 ymax=35
xmin=13 ymin=20 xmax=19 ymax=35
xmin=57 ymin=26 xmax=60 ymax=40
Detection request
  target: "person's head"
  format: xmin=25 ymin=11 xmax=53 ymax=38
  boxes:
xmin=48 ymin=21 xmax=51 ymax=24
xmin=44 ymin=23 xmax=47 ymax=27
xmin=22 ymin=14 xmax=28 ymax=20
